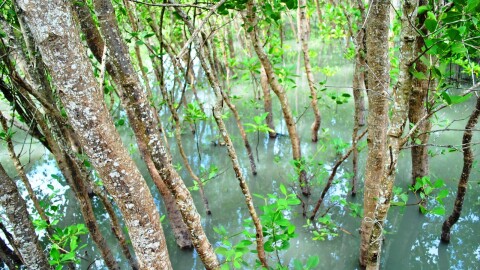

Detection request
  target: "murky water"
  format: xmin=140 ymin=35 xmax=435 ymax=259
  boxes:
xmin=1 ymin=44 xmax=479 ymax=269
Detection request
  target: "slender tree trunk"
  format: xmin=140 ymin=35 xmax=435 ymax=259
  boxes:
xmin=156 ymin=61 xmax=212 ymax=215
xmin=15 ymin=1 xmax=173 ymax=268
xmin=314 ymin=0 xmax=323 ymax=25
xmin=359 ymin=1 xmax=391 ymax=269
xmin=0 ymin=112 xmax=50 ymax=226
xmin=222 ymin=92 xmax=258 ymax=175
xmin=409 ymin=0 xmax=431 ymax=186
xmin=260 ymin=67 xmax=277 ymax=138
xmin=0 ymin=164 xmax=50 ymax=270
xmin=298 ymin=0 xmax=321 ymax=142
xmin=441 ymin=95 xmax=480 ymax=242
xmin=92 ymin=1 xmax=219 ymax=268
xmin=350 ymin=1 xmax=367 ymax=196
xmin=246 ymin=0 xmax=309 ymax=196
xmin=171 ymin=3 xmax=269 ymax=267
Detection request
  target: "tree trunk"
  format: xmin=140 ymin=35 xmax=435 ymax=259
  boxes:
xmin=15 ymin=1 xmax=173 ymax=268
xmin=351 ymin=26 xmax=367 ymax=196
xmin=260 ymin=67 xmax=277 ymax=138
xmin=246 ymin=0 xmax=309 ymax=196
xmin=0 ymin=112 xmax=50 ymax=227
xmin=74 ymin=0 xmax=194 ymax=249
xmin=0 ymin=164 xmax=50 ymax=270
xmin=1 ymin=28 xmax=120 ymax=269
xmin=359 ymin=1 xmax=391 ymax=269
xmin=171 ymin=3 xmax=269 ymax=267
xmin=298 ymin=0 xmax=321 ymax=142
xmin=409 ymin=0 xmax=431 ymax=186
xmin=441 ymin=95 xmax=480 ymax=242
xmin=92 ymin=0 xmax=218 ymax=268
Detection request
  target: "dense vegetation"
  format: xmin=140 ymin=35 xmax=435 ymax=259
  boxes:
xmin=0 ymin=0 xmax=479 ymax=269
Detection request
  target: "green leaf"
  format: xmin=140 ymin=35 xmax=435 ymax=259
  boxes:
xmin=430 ymin=206 xmax=446 ymax=215
xmin=441 ymin=91 xmax=452 ymax=105
xmin=70 ymin=236 xmax=78 ymax=251
xmin=306 ymin=256 xmax=320 ymax=269
xmin=425 ymin=12 xmax=438 ymax=32
xmin=417 ymin=5 xmax=431 ymax=14
xmin=450 ymin=93 xmax=472 ymax=105
xmin=437 ymin=189 xmax=449 ymax=199
xmin=279 ymin=184 xmax=287 ymax=196
xmin=50 ymin=248 xmax=60 ymax=261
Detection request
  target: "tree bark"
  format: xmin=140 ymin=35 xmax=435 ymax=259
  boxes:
xmin=246 ymin=0 xmax=309 ymax=195
xmin=359 ymin=1 xmax=391 ymax=269
xmin=73 ymin=0 xmax=194 ymax=249
xmin=350 ymin=0 xmax=367 ymax=195
xmin=15 ymin=1 xmax=173 ymax=268
xmin=441 ymin=95 xmax=480 ymax=242
xmin=298 ymin=0 xmax=321 ymax=142
xmin=260 ymin=67 xmax=277 ymax=138
xmin=1 ymin=25 xmax=120 ymax=269
xmin=0 ymin=163 xmax=50 ymax=270
xmin=409 ymin=0 xmax=431 ymax=186
xmin=92 ymin=0 xmax=218 ymax=268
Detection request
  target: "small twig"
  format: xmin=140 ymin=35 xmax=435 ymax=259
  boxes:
xmin=174 ymin=0 xmax=227 ymax=60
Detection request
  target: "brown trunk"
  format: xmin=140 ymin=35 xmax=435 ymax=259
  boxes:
xmin=171 ymin=3 xmax=269 ymax=267
xmin=359 ymin=1 xmax=391 ymax=269
xmin=1 ymin=31 xmax=120 ymax=269
xmin=0 ymin=164 xmax=50 ymax=270
xmin=441 ymin=96 xmax=480 ymax=242
xmin=351 ymin=1 xmax=367 ymax=195
xmin=92 ymin=0 xmax=218 ymax=268
xmin=246 ymin=0 xmax=309 ymax=195
xmin=260 ymin=67 xmax=277 ymax=138
xmin=298 ymin=0 xmax=322 ymax=142
xmin=156 ymin=61 xmax=213 ymax=215
xmin=137 ymin=138 xmax=194 ymax=248
xmin=409 ymin=0 xmax=431 ymax=186
xmin=314 ymin=0 xmax=323 ymax=25
xmin=90 ymin=184 xmax=140 ymax=269
xmin=16 ymin=0 xmax=173 ymax=268
xmin=74 ymin=0 xmax=193 ymax=249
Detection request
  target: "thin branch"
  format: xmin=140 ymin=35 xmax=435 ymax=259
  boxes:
xmin=173 ymin=0 xmax=227 ymax=60
xmin=128 ymin=0 xmax=211 ymax=10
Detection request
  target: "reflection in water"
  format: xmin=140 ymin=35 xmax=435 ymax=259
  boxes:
xmin=2 ymin=45 xmax=479 ymax=269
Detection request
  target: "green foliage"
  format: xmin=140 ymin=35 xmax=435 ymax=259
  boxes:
xmin=215 ymin=185 xmax=303 ymax=269
xmin=411 ymin=176 xmax=449 ymax=215
xmin=47 ymin=224 xmax=89 ymax=269
xmin=189 ymin=165 xmax=218 ymax=191
xmin=34 ymin=183 xmax=88 ymax=269
xmin=310 ymin=214 xmax=338 ymax=241
xmin=185 ymin=102 xmax=207 ymax=123
xmin=244 ymin=112 xmax=274 ymax=134
xmin=390 ymin=177 xmax=448 ymax=215
xmin=259 ymin=184 xmax=300 ymax=253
